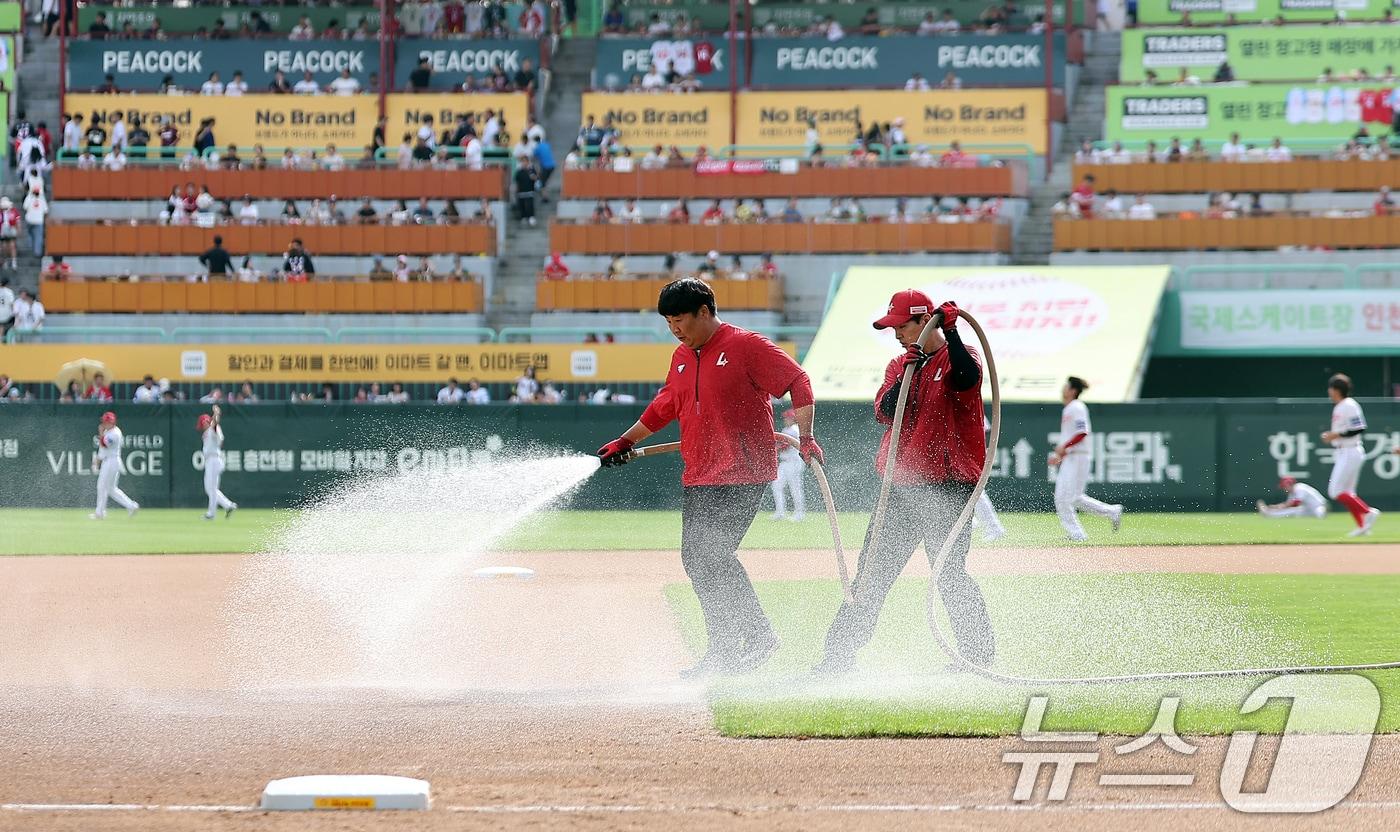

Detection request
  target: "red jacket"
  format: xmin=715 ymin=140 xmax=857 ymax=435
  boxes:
xmin=641 ymin=323 xmax=806 ymax=486
xmin=874 ymin=342 xmax=985 ymax=485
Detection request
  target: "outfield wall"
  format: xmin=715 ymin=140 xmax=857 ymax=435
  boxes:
xmin=3 ymin=401 xmax=1397 ymax=512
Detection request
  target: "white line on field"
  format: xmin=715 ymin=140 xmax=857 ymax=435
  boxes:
xmin=1 ymin=803 xmax=254 ymax=813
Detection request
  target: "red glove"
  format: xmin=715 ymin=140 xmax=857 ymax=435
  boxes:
xmin=900 ymin=342 xmax=927 ymax=371
xmin=596 ymin=436 xmax=635 ymax=467
xmin=799 ymin=435 xmax=824 ymax=466
xmin=937 ymin=301 xmax=960 ymax=330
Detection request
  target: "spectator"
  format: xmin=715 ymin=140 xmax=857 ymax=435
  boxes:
xmin=514 ymin=157 xmax=540 ymax=226
xmin=193 ymin=118 xmax=216 ymax=156
xmin=84 ymin=113 xmax=107 ymax=152
xmin=939 ymin=71 xmax=962 ymax=90
xmin=917 ymin=12 xmax=940 ymax=35
xmin=905 ymin=72 xmax=930 ymax=91
xmin=729 ymin=255 xmax=749 ymax=280
xmin=389 ymin=200 xmax=411 ymax=225
xmin=619 ymin=198 xmax=642 ymax=223
xmin=437 ymin=377 xmax=466 ymax=404
xmin=102 ymin=145 xmax=126 ymax=171
xmin=85 ymin=373 xmax=114 ymax=403
xmin=410 ymin=56 xmax=433 ymax=92
xmin=1166 ymin=137 xmax=1184 ymax=163
xmin=413 ymin=197 xmax=435 ymax=225
xmin=268 ymin=70 xmax=293 ymax=94
xmin=236 ymin=256 xmax=261 ymax=282
xmin=108 ymin=112 xmax=127 ymax=153
xmin=0 ymin=277 xmax=10 ymax=338
xmin=22 ymin=187 xmax=47 ymax=257
xmin=465 ymin=380 xmax=490 ymax=404
xmin=603 ymin=2 xmax=625 ymax=32
xmin=1128 ymin=194 xmax=1157 ymax=220
xmin=356 ymin=198 xmax=378 ymax=224
xmin=1214 ymin=61 xmax=1234 ymax=83
xmin=515 ymin=58 xmax=538 ymax=94
xmin=0 ymin=198 xmax=19 ymax=269
xmin=329 ymin=68 xmax=361 ymax=96
xmin=392 ymin=255 xmax=412 ymax=281
xmin=1172 ymin=67 xmax=1200 ymax=86
xmin=42 ymin=256 xmax=73 ymax=280
xmin=88 ymin=11 xmax=111 ymax=39
xmin=236 ymin=196 xmax=259 ymax=225
xmin=440 ymin=200 xmax=462 ymax=224
xmin=63 ymin=114 xmax=83 ymax=155
xmin=200 ymin=235 xmax=234 ymax=277
xmin=1071 ymin=174 xmax=1096 ymax=218
xmin=698 ymin=250 xmax=720 ymax=275
xmin=412 ymin=136 xmax=433 ymax=164
xmin=226 ymin=71 xmax=248 ymax=96
xmin=387 ymin=382 xmax=409 ymax=404
xmin=533 ymin=137 xmax=556 ymax=194
xmin=200 ymin=72 xmax=224 ymax=95
xmin=939 ymin=140 xmax=969 ymax=167
xmin=1375 ymin=187 xmax=1396 ymax=216
xmin=1266 ymin=137 xmax=1292 ymax=162
xmin=293 ymin=72 xmax=320 ymax=95
xmin=543 ymin=253 xmax=570 ymax=280
xmin=282 ymin=238 xmax=315 ymax=281
xmin=780 ymin=198 xmax=803 ymax=223
xmin=514 ymin=366 xmax=540 ymax=402
xmin=667 ymin=199 xmax=690 ymax=223
xmin=591 ymin=200 xmax=615 ymax=222
xmin=290 ymin=15 xmax=315 ymax=40
xmin=132 ymin=376 xmax=160 ymax=403
xmin=607 ymin=253 xmax=626 ymax=278
xmin=701 ymin=199 xmax=725 ymax=225
xmin=281 ymin=199 xmax=302 ymax=223
xmin=1101 ymin=189 xmax=1124 ymax=218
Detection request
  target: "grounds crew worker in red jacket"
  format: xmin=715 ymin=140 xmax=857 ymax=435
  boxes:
xmin=597 ymin=278 xmax=823 ymax=678
xmin=813 ymin=290 xmax=995 ymax=675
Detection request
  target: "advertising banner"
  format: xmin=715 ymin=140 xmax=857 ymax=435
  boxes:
xmin=736 ymin=89 xmax=1049 ymax=153
xmin=68 ymin=39 xmax=380 ymax=91
xmin=0 ymin=2 xmax=19 ymax=32
xmin=393 ymin=39 xmax=543 ymax=91
xmin=64 ymin=93 xmax=377 ymax=150
xmin=619 ymin=1 xmax=1073 ymax=31
xmin=1104 ymin=83 xmax=1396 ymax=144
xmin=1121 ymin=24 xmax=1400 ymax=82
xmin=0 ymin=342 xmax=704 ymax=384
xmin=0 ymin=35 xmax=15 ymax=98
xmin=750 ymin=34 xmax=1067 ymax=87
xmin=593 ymin=37 xmax=729 ymax=89
xmin=1172 ymin=290 xmax=1400 ymax=353
xmin=1138 ymin=0 xmax=1400 ymax=25
xmin=580 ymin=91 xmax=731 ymax=150
xmin=384 ymin=93 xmax=531 ymax=142
xmin=804 ymin=265 xmax=1171 ymax=403
xmin=76 ymin=6 xmax=382 ymax=34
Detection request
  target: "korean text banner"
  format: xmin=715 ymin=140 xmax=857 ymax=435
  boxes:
xmin=1121 ymin=24 xmax=1400 ymax=83
xmin=750 ymin=34 xmax=1067 ymax=88
xmin=804 ymin=265 xmax=1172 ymax=402
xmin=580 ymin=92 xmax=731 ymax=150
xmin=1138 ymin=0 xmax=1399 ymax=25
xmin=384 ymin=93 xmax=530 ymax=142
xmin=68 ymin=40 xmax=381 ymax=91
xmin=394 ymin=39 xmax=543 ymax=91
xmin=1171 ymin=290 xmax=1400 ymax=353
xmin=65 ymin=93 xmax=377 ymax=149
xmin=737 ymin=89 xmax=1048 ymax=153
xmin=1104 ymin=83 xmax=1395 ymax=144
xmin=592 ymin=38 xmax=730 ymax=89
xmin=76 ymin=6 xmax=382 ymax=34
xmin=0 ymin=342 xmax=721 ymax=384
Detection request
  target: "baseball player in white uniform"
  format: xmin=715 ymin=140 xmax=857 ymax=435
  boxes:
xmin=91 ymin=411 xmax=139 ymax=519
xmin=973 ymin=414 xmax=1005 ymax=541
xmin=1323 ymin=373 xmax=1380 ymax=537
xmin=1048 ymin=376 xmax=1123 ymax=542
xmin=198 ymin=405 xmax=238 ymax=520
xmin=1257 ymin=476 xmax=1328 ymax=519
xmin=770 ymin=409 xmax=806 ymax=521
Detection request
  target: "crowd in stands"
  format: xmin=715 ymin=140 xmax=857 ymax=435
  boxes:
xmin=540 ymin=251 xmax=781 ymax=281
xmin=1140 ymin=63 xmax=1400 ymax=86
xmin=1055 ymin=173 xmax=1397 ymax=221
xmin=1076 ymin=135 xmax=1318 ymax=164
xmin=1140 ymin=9 xmax=1400 ymax=28
xmin=562 ymin=194 xmax=1003 ymax=225
xmin=601 ymin=1 xmax=1047 ymax=36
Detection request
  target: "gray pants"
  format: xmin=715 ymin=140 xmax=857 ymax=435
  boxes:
xmin=822 ymin=481 xmax=996 ymax=666
xmin=681 ymin=484 xmax=772 ymax=653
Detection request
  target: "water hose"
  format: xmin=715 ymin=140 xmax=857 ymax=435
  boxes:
xmin=628 ymin=432 xmax=852 ymax=601
xmin=874 ymin=311 xmax=1400 ymax=684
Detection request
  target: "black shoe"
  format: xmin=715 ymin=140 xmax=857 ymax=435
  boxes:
xmin=729 ymin=631 xmax=780 ymax=674
xmin=679 ymin=650 xmax=737 ymax=680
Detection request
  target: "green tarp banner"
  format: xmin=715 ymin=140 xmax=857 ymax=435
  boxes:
xmin=1138 ymin=0 xmax=1399 ymax=25
xmin=393 ymin=38 xmax=543 ymax=89
xmin=1121 ymin=24 xmax=1400 ymax=82
xmin=3 ymin=401 xmax=1397 ymax=512
xmin=1104 ymin=82 xmax=1397 ymax=144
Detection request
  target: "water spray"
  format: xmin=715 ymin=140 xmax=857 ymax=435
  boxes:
xmin=874 ymin=310 xmax=1400 ymax=685
xmin=627 ymin=433 xmax=853 ymax=601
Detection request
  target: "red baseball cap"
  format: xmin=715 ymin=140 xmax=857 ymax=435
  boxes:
xmin=873 ymin=289 xmax=934 ymax=330
xmin=197 ymin=414 xmax=213 ymax=431
xmin=101 ymin=411 xmax=117 ymax=423
xmin=1279 ymin=476 xmax=1296 ymax=490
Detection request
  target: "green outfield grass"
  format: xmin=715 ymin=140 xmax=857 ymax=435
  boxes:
xmin=0 ymin=508 xmax=1396 ymax=555
xmin=666 ymin=575 xmax=1400 ymax=737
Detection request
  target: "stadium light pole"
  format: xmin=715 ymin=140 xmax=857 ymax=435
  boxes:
xmin=728 ymin=0 xmax=739 ymax=153
xmin=58 ymin=0 xmax=68 ymax=118
xmin=379 ymin=0 xmax=393 ymax=119
xmin=1044 ymin=0 xmax=1055 ymax=180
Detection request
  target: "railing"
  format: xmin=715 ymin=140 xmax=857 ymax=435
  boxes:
xmin=1176 ymin=263 xmax=1400 ymax=290
xmin=1070 ymin=158 xmax=1400 ymax=195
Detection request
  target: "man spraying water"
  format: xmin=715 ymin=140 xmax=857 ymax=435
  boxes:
xmin=595 ymin=278 xmax=823 ymax=678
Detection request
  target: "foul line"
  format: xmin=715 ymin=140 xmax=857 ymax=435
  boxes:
xmin=6 ymin=800 xmax=1400 ymax=815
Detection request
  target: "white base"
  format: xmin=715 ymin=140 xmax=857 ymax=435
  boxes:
xmin=472 ymin=566 xmax=536 ymax=579
xmin=260 ymin=775 xmax=430 ymax=811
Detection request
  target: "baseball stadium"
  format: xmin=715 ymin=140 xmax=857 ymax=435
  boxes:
xmin=4 ymin=0 xmax=1400 ymax=828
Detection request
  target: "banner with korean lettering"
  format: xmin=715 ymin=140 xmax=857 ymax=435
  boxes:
xmin=65 ymin=93 xmax=377 ymax=150
xmin=749 ymin=34 xmax=1067 ymax=88
xmin=1121 ymin=25 xmax=1400 ymax=83
xmin=67 ymin=39 xmax=381 ymax=91
xmin=803 ymin=265 xmax=1172 ymax=403
xmin=384 ymin=93 xmax=531 ymax=142
xmin=736 ymin=89 xmax=1050 ymax=153
xmin=1104 ymin=83 xmax=1395 ymax=144
xmin=1168 ymin=290 xmax=1400 ymax=354
xmin=0 ymin=342 xmax=729 ymax=384
xmin=579 ymin=91 xmax=731 ymax=150
xmin=394 ymin=39 xmax=543 ymax=91
xmin=1138 ymin=0 xmax=1399 ymax=26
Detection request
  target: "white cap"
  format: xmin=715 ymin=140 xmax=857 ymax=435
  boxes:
xmin=707 ymin=250 xmax=719 ymax=259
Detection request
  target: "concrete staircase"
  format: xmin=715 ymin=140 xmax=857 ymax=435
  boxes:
xmin=1010 ymin=31 xmax=1121 ymax=265
xmin=6 ymin=24 xmax=60 ymax=290
xmin=486 ymin=38 xmax=596 ymax=331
